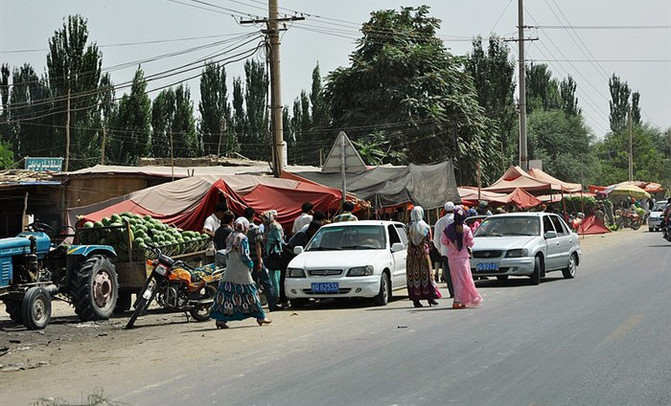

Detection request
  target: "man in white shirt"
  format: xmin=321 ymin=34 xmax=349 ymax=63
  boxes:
xmin=433 ymin=201 xmax=455 ymax=298
xmin=292 ymin=202 xmax=314 ymax=235
xmin=202 ymin=202 xmax=228 ymax=238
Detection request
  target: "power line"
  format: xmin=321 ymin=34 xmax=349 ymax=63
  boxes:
xmin=537 ymin=25 xmax=671 ymax=30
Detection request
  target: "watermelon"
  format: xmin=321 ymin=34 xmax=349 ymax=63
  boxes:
xmin=83 ymin=221 xmax=94 ymax=228
xmin=93 ymin=221 xmax=104 ymax=228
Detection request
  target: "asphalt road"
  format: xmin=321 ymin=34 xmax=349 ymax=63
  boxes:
xmin=117 ymin=231 xmax=671 ymax=406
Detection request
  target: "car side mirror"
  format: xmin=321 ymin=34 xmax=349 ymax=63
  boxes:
xmin=544 ymin=231 xmax=557 ymax=239
xmin=391 ymin=242 xmax=404 ymax=253
xmin=293 ymin=246 xmax=304 ymax=255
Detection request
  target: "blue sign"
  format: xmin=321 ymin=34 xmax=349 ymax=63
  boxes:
xmin=25 ymin=157 xmax=64 ymax=172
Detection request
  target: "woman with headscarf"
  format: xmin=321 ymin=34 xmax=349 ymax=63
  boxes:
xmin=210 ymin=217 xmax=272 ymax=329
xmin=406 ymin=206 xmax=442 ymax=307
xmin=262 ymin=210 xmax=286 ymax=309
xmin=441 ymin=207 xmax=482 ymax=309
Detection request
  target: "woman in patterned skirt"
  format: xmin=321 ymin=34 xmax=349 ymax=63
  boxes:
xmin=210 ymin=217 xmax=272 ymax=329
xmin=406 ymin=206 xmax=442 ymax=307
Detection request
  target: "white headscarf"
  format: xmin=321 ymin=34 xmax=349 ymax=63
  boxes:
xmin=408 ymin=206 xmax=430 ymax=245
xmin=225 ymin=217 xmax=250 ymax=254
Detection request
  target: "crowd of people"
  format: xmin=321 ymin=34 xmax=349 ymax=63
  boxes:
xmin=200 ymin=196 xmax=489 ymax=331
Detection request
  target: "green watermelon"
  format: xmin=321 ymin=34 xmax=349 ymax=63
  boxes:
xmin=83 ymin=221 xmax=94 ymax=228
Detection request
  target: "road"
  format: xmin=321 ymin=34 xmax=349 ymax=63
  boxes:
xmin=2 ymin=229 xmax=670 ymax=405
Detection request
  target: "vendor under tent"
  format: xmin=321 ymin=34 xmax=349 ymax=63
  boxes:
xmin=69 ymin=174 xmax=349 ymax=232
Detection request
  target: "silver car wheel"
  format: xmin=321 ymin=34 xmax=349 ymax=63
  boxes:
xmin=562 ymin=253 xmax=577 ymax=279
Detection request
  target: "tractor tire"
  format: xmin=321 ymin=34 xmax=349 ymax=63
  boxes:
xmin=3 ymin=299 xmax=23 ymax=325
xmin=71 ymin=255 xmax=119 ymax=321
xmin=21 ymin=287 xmax=51 ymax=330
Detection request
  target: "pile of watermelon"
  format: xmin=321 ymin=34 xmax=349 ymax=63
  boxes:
xmin=78 ymin=212 xmax=210 ymax=259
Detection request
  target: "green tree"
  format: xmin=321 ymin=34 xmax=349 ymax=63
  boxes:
xmin=108 ymin=67 xmax=151 ymax=164
xmin=172 ymin=84 xmax=198 ymax=157
xmin=46 ymin=15 xmax=105 ymax=170
xmin=559 ymin=75 xmax=580 ymax=116
xmin=325 ymin=6 xmax=500 ymax=183
xmin=608 ymin=74 xmax=630 ymax=134
xmin=199 ymin=62 xmax=232 ymax=156
xmin=151 ymin=88 xmax=175 ymax=158
xmin=0 ymin=142 xmax=13 ymax=169
xmin=467 ymin=35 xmax=516 ymax=168
xmin=526 ymin=63 xmax=560 ymax=114
xmin=231 ymin=76 xmax=245 ymax=151
xmin=525 ymin=109 xmax=598 ymax=183
xmin=7 ymin=64 xmax=52 ymax=157
xmin=240 ymin=59 xmax=269 ymax=161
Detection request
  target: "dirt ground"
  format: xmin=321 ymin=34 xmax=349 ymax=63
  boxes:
xmin=0 ymin=226 xmax=654 ymax=405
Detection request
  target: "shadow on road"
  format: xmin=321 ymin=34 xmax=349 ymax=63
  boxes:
xmin=474 ymin=276 xmax=565 ymax=288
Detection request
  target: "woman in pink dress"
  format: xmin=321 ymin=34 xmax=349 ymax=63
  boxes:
xmin=441 ymin=207 xmax=482 ymax=309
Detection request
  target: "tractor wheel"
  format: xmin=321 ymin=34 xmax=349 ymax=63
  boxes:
xmin=72 ymin=255 xmax=119 ymax=321
xmin=21 ymin=287 xmax=52 ymax=330
xmin=3 ymin=299 xmax=23 ymax=325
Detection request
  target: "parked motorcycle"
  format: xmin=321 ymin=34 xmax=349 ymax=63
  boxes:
xmin=615 ymin=209 xmax=642 ymax=230
xmin=126 ymin=245 xmax=223 ymax=329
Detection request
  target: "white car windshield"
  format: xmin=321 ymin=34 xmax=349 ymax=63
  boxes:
xmin=306 ymin=225 xmax=386 ymax=251
xmin=653 ymin=202 xmax=667 ymax=211
xmin=474 ymin=216 xmax=541 ymax=237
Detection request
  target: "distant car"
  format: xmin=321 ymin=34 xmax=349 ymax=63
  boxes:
xmin=648 ymin=201 xmax=667 ymax=231
xmin=284 ymin=220 xmax=408 ymax=307
xmin=470 ymin=213 xmax=581 ymax=285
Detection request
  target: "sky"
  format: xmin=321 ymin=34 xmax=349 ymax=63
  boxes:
xmin=1 ymin=0 xmax=670 ymax=139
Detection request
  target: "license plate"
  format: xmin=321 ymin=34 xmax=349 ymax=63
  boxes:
xmin=476 ymin=262 xmax=499 ymax=272
xmin=311 ymin=282 xmax=339 ymax=293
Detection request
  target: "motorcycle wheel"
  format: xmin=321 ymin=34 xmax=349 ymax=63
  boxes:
xmin=126 ymin=277 xmax=156 ymax=329
xmin=631 ymin=219 xmax=641 ymax=230
xmin=189 ymin=285 xmax=217 ymax=322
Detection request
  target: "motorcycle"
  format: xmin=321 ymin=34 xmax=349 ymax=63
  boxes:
xmin=615 ymin=209 xmax=642 ymax=230
xmin=126 ymin=245 xmax=223 ymax=329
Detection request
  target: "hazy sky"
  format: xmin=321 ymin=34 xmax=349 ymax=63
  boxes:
xmin=1 ymin=0 xmax=670 ymax=139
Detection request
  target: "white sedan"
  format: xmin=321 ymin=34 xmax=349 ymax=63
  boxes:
xmin=284 ymin=220 xmax=408 ymax=307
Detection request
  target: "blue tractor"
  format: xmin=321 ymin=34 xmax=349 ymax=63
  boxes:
xmin=1 ymin=222 xmax=118 ymax=329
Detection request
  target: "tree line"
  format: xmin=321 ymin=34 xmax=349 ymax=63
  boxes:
xmin=1 ymin=10 xmax=669 ymax=188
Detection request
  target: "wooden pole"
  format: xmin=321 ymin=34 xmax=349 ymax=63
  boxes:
xmin=477 ymin=160 xmax=482 ymax=201
xmin=65 ymin=88 xmax=71 ymax=171
xmin=170 ymin=129 xmax=174 ymax=181
xmin=21 ymin=192 xmax=29 ymax=231
xmin=340 ymin=132 xmax=347 ymax=204
xmin=100 ymin=125 xmax=107 ymax=165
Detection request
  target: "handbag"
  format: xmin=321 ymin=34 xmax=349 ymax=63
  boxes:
xmin=265 ymin=250 xmax=284 ymax=270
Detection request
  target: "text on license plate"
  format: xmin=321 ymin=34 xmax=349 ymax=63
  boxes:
xmin=311 ymin=282 xmax=339 ymax=293
xmin=476 ymin=262 xmax=499 ymax=271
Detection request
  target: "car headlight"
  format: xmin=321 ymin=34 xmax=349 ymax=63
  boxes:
xmin=347 ymin=265 xmax=374 ymax=276
xmin=286 ymin=268 xmax=306 ymax=278
xmin=506 ymin=249 xmax=529 ymax=258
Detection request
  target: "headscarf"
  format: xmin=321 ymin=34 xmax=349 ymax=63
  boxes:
xmin=444 ymin=207 xmax=466 ymax=251
xmin=408 ymin=206 xmax=430 ymax=245
xmin=225 ymin=217 xmax=250 ymax=254
xmin=261 ymin=210 xmax=277 ymax=223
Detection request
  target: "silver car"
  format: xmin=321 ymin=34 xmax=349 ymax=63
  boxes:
xmin=470 ymin=213 xmax=581 ymax=285
xmin=648 ymin=201 xmax=667 ymax=231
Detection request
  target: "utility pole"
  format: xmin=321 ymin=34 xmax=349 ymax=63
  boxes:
xmin=517 ymin=0 xmax=528 ymax=171
xmin=65 ymin=88 xmax=71 ymax=172
xmin=217 ymin=117 xmax=225 ymax=157
xmin=170 ymin=129 xmax=175 ymax=182
xmin=628 ymin=105 xmax=633 ymax=181
xmin=340 ymin=132 xmax=346 ymax=204
xmin=100 ymin=125 xmax=107 ymax=165
xmin=241 ymin=1 xmax=304 ymax=177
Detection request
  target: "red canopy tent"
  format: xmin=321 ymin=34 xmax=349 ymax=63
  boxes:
xmin=527 ymin=168 xmax=582 ymax=192
xmin=504 ymin=187 xmax=542 ymax=209
xmin=483 ymin=166 xmax=552 ymax=193
xmin=73 ymin=175 xmax=344 ymax=231
xmin=457 ymin=187 xmax=508 ymax=207
xmin=577 ymin=214 xmax=610 ymax=235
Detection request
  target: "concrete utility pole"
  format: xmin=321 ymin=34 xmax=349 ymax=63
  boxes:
xmin=340 ymin=133 xmax=346 ymax=204
xmin=628 ymin=106 xmax=633 ymax=181
xmin=241 ymin=1 xmax=304 ymax=177
xmin=517 ymin=0 xmax=528 ymax=171
xmin=100 ymin=125 xmax=107 ymax=165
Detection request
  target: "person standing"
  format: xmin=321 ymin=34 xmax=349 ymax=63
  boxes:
xmin=202 ymin=202 xmax=228 ymax=237
xmin=210 ymin=217 xmax=272 ymax=329
xmin=262 ymin=210 xmax=286 ymax=309
xmin=433 ymin=201 xmax=455 ymax=298
xmin=442 ymin=207 xmax=482 ymax=309
xmin=292 ymin=202 xmax=314 ymax=235
xmin=242 ymin=207 xmax=278 ymax=312
xmin=214 ymin=211 xmax=235 ymax=268
xmin=406 ymin=206 xmax=442 ymax=308
xmin=332 ymin=201 xmax=358 ymax=222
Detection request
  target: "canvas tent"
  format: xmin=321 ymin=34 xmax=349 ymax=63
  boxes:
xmin=505 ymin=188 xmax=542 ymax=209
xmin=289 ymin=160 xmax=461 ymax=210
xmin=458 ymin=187 xmax=541 ymax=209
xmin=485 ymin=165 xmax=584 ymax=194
xmin=527 ymin=168 xmax=582 ymax=193
xmin=69 ymin=174 xmax=344 ymax=231
xmin=577 ymin=214 xmax=610 ymax=235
